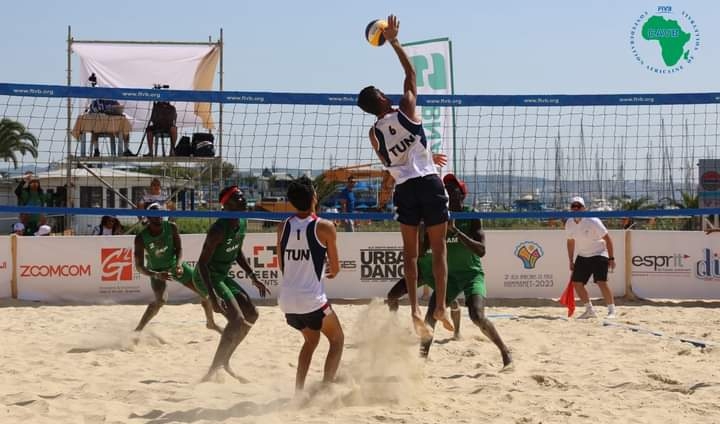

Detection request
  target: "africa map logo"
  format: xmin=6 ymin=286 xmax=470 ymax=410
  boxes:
xmin=630 ymin=6 xmax=700 ymax=74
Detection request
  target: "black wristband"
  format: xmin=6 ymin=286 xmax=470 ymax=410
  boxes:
xmin=608 ymin=257 xmax=615 ymax=260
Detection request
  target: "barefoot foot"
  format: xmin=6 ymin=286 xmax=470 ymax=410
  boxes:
xmin=412 ymin=314 xmax=433 ymax=341
xmin=434 ymin=309 xmax=455 ymax=332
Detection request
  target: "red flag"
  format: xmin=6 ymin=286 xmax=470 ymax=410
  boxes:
xmin=559 ymin=280 xmax=576 ymax=317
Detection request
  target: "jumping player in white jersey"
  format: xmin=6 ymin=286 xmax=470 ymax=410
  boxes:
xmin=277 ymin=176 xmax=344 ymax=394
xmin=357 ymin=14 xmax=453 ymax=337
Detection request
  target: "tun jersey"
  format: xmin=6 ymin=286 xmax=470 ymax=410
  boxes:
xmin=278 ymin=215 xmax=328 ymax=314
xmin=373 ymin=109 xmax=436 ymax=185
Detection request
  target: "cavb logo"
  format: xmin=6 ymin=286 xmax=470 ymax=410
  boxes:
xmin=514 ymin=241 xmax=543 ymax=269
xmin=253 ymin=245 xmax=278 ymax=269
xmin=630 ymin=6 xmax=700 ymax=74
xmin=101 ymin=248 xmax=133 ymax=282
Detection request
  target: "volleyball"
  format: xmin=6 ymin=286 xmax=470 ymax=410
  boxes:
xmin=365 ymin=19 xmax=388 ymax=46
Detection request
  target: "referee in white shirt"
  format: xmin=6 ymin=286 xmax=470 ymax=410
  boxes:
xmin=565 ymin=196 xmax=617 ymax=319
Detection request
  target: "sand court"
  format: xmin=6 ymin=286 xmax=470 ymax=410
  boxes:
xmin=1 ymin=299 xmax=719 ymax=424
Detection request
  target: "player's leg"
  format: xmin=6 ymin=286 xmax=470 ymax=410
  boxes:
xmin=295 ymin=325 xmax=321 ymax=391
xmin=387 ymin=277 xmax=408 ymax=311
xmin=450 ymin=299 xmax=461 ymax=340
xmin=175 ymin=262 xmax=223 ymax=333
xmin=399 ymin=223 xmax=431 ymax=338
xmin=419 ymin=174 xmax=452 ymax=331
xmin=467 ymin=294 xmax=512 ymax=368
xmin=135 ymin=278 xmax=167 ymax=332
xmin=319 ymin=306 xmax=344 ymax=385
xmin=419 ymin=292 xmax=439 ymax=357
xmin=426 ymin=222 xmax=453 ymax=331
xmin=203 ymin=278 xmax=256 ymax=382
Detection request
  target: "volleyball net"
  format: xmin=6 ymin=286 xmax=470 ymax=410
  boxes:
xmin=1 ymin=82 xmax=719 ymax=234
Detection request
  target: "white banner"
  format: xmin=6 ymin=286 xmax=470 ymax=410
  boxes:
xmin=483 ymin=230 xmax=625 ymax=299
xmin=72 ymin=43 xmax=219 ymax=131
xmin=14 ymin=229 xmax=720 ymax=303
xmin=403 ymin=38 xmax=455 ymax=172
xmin=0 ymin=236 xmax=11 ymax=298
xmin=630 ymin=231 xmax=720 ymax=299
xmin=17 ymin=235 xmax=200 ymax=303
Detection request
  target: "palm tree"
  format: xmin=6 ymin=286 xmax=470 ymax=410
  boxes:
xmin=621 ymin=196 xmax=656 ymax=229
xmin=0 ymin=118 xmax=38 ymax=168
xmin=674 ymin=191 xmax=700 ymax=230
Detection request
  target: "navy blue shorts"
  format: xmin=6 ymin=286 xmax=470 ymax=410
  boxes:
xmin=285 ymin=303 xmax=333 ymax=331
xmin=571 ymin=255 xmax=610 ymax=284
xmin=393 ymin=174 xmax=449 ymax=226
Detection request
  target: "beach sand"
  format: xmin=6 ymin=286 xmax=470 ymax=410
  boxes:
xmin=1 ymin=299 xmax=719 ymax=424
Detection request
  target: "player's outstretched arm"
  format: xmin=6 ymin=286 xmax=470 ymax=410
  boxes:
xmin=383 ymin=15 xmax=418 ymax=120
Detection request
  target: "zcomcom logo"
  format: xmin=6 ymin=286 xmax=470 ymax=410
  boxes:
xmin=101 ymin=248 xmax=133 ymax=281
xmin=20 ymin=264 xmax=91 ymax=278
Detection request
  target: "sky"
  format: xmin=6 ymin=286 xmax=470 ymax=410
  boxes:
xmin=2 ymin=0 xmax=719 ymax=95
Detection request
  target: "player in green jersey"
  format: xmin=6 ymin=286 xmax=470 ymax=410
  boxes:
xmin=387 ymin=174 xmax=512 ymax=368
xmin=134 ymin=203 xmax=221 ymax=333
xmin=194 ymin=186 xmax=270 ymax=382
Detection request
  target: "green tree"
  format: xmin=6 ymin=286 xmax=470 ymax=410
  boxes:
xmin=622 ymin=196 xmax=656 ymax=211
xmin=313 ymin=174 xmax=338 ymax=207
xmin=674 ymin=191 xmax=700 ymax=230
xmin=0 ymin=118 xmax=38 ymax=167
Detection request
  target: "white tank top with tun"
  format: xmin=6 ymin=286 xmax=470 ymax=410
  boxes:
xmin=278 ymin=214 xmax=328 ymax=314
xmin=373 ymin=109 xmax=436 ymax=185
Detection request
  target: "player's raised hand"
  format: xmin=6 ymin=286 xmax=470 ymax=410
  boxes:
xmin=383 ymin=14 xmax=400 ymax=41
xmin=432 ymin=153 xmax=448 ymax=167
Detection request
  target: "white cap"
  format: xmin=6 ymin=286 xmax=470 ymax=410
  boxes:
xmin=35 ymin=225 xmax=51 ymax=236
xmin=570 ymin=196 xmax=585 ymax=207
xmin=13 ymin=222 xmax=25 ymax=232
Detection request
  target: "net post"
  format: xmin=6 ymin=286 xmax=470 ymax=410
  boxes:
xmin=623 ymin=228 xmax=638 ymax=301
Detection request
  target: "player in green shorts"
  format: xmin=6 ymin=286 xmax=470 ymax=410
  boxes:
xmin=194 ymin=186 xmax=270 ymax=382
xmin=387 ymin=174 xmax=512 ymax=368
xmin=134 ymin=203 xmax=222 ymax=333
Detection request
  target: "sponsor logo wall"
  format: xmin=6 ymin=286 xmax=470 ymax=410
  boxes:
xmin=631 ymin=231 xmax=720 ymax=299
xmin=4 ymin=230 xmax=719 ymax=303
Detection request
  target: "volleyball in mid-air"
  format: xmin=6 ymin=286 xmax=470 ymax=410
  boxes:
xmin=365 ymin=19 xmax=388 ymax=46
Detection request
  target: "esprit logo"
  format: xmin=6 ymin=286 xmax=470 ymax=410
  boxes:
xmin=101 ymin=248 xmax=133 ymax=281
xmin=253 ymin=245 xmax=279 ymax=269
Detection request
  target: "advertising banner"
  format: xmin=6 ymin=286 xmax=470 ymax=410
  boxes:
xmin=483 ymin=230 xmax=626 ymax=299
xmin=18 ymin=229 xmax=720 ymax=302
xmin=631 ymin=231 xmax=720 ymax=299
